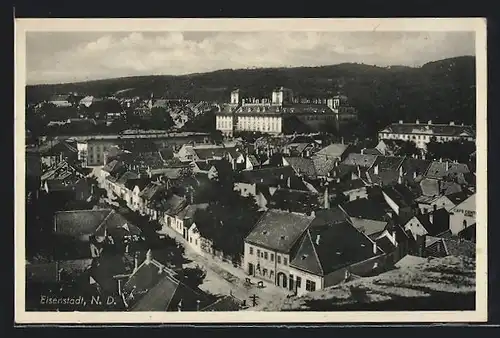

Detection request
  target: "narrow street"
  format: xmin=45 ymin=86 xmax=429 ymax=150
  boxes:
xmin=157 ymin=224 xmax=293 ymax=311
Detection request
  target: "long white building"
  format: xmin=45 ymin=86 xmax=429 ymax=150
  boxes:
xmin=215 ymin=87 xmax=357 ymax=136
xmin=378 ymin=120 xmax=475 ymax=150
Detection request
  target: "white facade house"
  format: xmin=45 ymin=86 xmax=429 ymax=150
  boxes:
xmin=378 ymin=120 xmax=475 ymax=150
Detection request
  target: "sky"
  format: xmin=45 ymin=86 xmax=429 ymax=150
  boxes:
xmin=25 ymin=31 xmax=475 ymax=85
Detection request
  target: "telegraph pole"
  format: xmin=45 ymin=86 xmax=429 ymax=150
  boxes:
xmin=250 ymin=294 xmax=259 ymax=307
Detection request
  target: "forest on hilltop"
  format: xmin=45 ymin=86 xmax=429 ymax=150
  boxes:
xmin=26 ymin=56 xmax=476 ymax=131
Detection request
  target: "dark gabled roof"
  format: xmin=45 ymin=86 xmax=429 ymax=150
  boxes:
xmin=284 ymin=142 xmax=314 ymax=155
xmin=194 ymin=160 xmax=214 ymax=171
xmin=316 ymin=143 xmax=350 ymax=159
xmin=348 ymin=217 xmax=389 ymax=239
xmin=201 ymin=295 xmax=242 ymax=311
xmin=402 ymin=158 xmax=431 ymax=180
xmin=366 ymin=169 xmax=400 ymax=186
xmin=337 ymin=179 xmax=366 ymax=193
xmin=458 ymin=224 xmax=476 ymax=242
xmin=446 ymin=191 xmax=472 ymax=205
xmin=419 ymin=178 xmax=441 ymax=197
xmin=247 ymin=155 xmax=260 ymax=166
xmin=342 ymin=153 xmax=378 ymax=168
xmin=284 ymin=157 xmax=317 ymax=177
xmin=269 ymin=189 xmax=318 ymax=210
xmin=154 ymin=194 xmax=187 ymax=215
xmin=192 ymin=146 xmax=240 ymax=160
xmin=335 ymin=163 xmax=358 ymax=179
xmin=124 ymin=177 xmax=151 ymax=191
xmin=245 ymin=210 xmax=314 ymax=253
xmin=138 ymin=182 xmax=164 ymax=200
xmin=362 ymin=148 xmax=383 ymax=155
xmin=414 ymin=209 xmax=450 ymax=237
xmin=236 ymin=166 xmax=297 ymax=186
xmin=94 ymin=211 xmax=142 ymax=240
xmin=382 ymin=184 xmax=416 ymax=209
xmin=425 ymin=161 xmax=470 ymax=180
xmin=159 ymin=147 xmax=174 ymax=161
xmin=341 ymin=198 xmax=388 ymax=222
xmin=45 ymin=178 xmax=82 ymax=192
xmin=290 ymin=220 xmax=377 ymax=276
xmin=309 ymin=207 xmax=348 ymax=227
xmin=311 ymin=155 xmax=337 ymax=177
xmin=102 ymin=160 xmax=125 ymax=175
xmin=90 ymin=254 xmax=134 ymax=294
xmin=116 ymin=171 xmax=139 ymax=186
xmin=54 ymin=209 xmax=113 ymax=237
xmin=176 ymin=202 xmax=208 ymax=220
xmin=123 ymin=259 xmax=211 ymax=311
xmin=380 ymin=122 xmax=475 ymax=137
xmin=210 ymin=159 xmax=233 ymax=176
xmin=376 ymin=235 xmax=397 ymax=254
xmin=371 ymin=156 xmax=405 ymax=171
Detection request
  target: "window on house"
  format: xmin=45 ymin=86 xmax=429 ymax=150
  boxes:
xmin=195 ymin=240 xmax=198 ymax=246
xmin=261 ymin=252 xmax=264 ymax=258
xmin=296 ymin=276 xmax=302 ymax=289
xmin=270 ymin=253 xmax=274 ymax=261
xmin=277 ymin=255 xmax=281 ymax=264
xmin=283 ymin=257 xmax=288 ymax=266
xmin=264 ymin=252 xmax=268 ymax=260
xmin=270 ymin=271 xmax=274 ymax=279
xmin=263 ymin=268 xmax=267 ymax=276
xmin=249 ymin=246 xmax=254 ymax=255
xmin=306 ymin=280 xmax=316 ymax=292
xmin=257 ymin=249 xmax=260 ymax=257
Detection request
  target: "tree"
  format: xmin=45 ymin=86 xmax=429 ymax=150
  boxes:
xmin=394 ymin=140 xmax=420 ymax=157
xmin=150 ymin=107 xmax=174 ymax=130
xmin=181 ymin=265 xmax=207 ymax=289
xmin=426 ymin=139 xmax=475 ymax=163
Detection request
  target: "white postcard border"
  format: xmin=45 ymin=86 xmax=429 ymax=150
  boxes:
xmin=14 ymin=18 xmax=488 ymax=324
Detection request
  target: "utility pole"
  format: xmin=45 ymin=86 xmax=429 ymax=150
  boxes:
xmin=250 ymin=294 xmax=259 ymax=307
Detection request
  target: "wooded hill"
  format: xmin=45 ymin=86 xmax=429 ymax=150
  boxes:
xmin=26 ymin=56 xmax=476 ymax=130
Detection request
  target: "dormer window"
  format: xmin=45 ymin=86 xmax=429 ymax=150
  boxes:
xmin=301 ymin=254 xmax=308 ymax=260
xmin=280 ymin=235 xmax=286 ymax=240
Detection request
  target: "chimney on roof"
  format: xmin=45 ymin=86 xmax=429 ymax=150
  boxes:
xmin=287 ymin=176 xmax=291 ymax=188
xmin=117 ymin=278 xmax=123 ymax=296
xmin=399 ymin=120 xmax=403 ymax=124
xmin=324 ymin=185 xmax=330 ymax=209
xmin=373 ymin=241 xmax=378 ymax=254
xmin=315 ymin=234 xmax=321 ymax=245
xmin=449 ymin=121 xmax=455 ymax=126
xmin=428 ymin=120 xmax=432 ymax=125
xmin=374 ymin=164 xmax=379 ymax=175
xmin=145 ymin=249 xmax=152 ymax=265
xmin=196 ymin=299 xmax=201 ymax=311
xmin=429 ymin=212 xmax=434 ymax=224
xmin=133 ymin=251 xmax=139 ymax=272
xmin=413 ymin=171 xmax=417 ymax=179
xmin=445 ymin=161 xmax=449 ymax=172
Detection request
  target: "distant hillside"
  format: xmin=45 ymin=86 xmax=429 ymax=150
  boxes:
xmin=26 ymin=56 xmax=476 ymax=128
xmin=278 ymin=255 xmax=475 ymax=311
